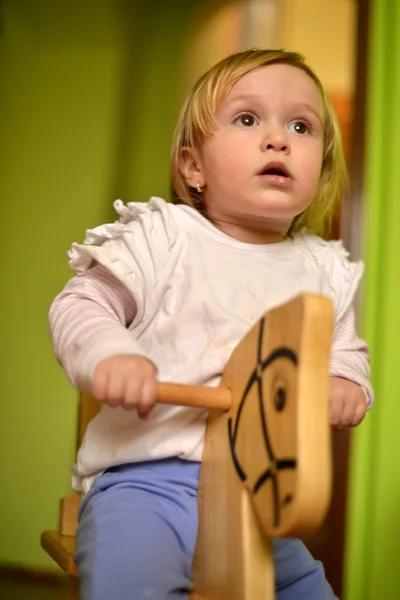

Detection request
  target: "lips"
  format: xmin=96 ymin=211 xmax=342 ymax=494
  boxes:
xmin=258 ymin=161 xmax=293 ymax=179
xmin=257 ymin=161 xmax=294 ymax=189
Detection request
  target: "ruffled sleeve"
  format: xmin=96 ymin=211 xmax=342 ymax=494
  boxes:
xmin=303 ymin=235 xmax=373 ymax=409
xmin=69 ymin=196 xmax=174 ymax=268
xmin=49 ymin=197 xmax=178 ymax=391
xmin=305 ymin=235 xmax=364 ymax=321
xmin=67 ymin=197 xmax=178 ymax=320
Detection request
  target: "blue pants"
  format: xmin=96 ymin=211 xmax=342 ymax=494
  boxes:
xmin=76 ymin=458 xmax=337 ymax=599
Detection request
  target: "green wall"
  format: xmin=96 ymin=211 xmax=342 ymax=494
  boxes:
xmin=344 ymin=0 xmax=400 ymax=597
xmin=0 ymin=0 xmax=199 ymax=569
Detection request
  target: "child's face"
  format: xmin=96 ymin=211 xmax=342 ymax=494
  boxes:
xmin=187 ymin=64 xmax=324 ymax=238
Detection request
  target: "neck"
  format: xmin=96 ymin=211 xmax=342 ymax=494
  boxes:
xmin=206 ymin=212 xmax=288 ymax=245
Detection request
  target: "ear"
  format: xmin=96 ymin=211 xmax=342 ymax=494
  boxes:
xmin=178 ymin=147 xmax=205 ymax=189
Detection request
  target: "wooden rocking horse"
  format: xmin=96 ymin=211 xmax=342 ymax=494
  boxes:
xmin=41 ymin=293 xmax=334 ymax=599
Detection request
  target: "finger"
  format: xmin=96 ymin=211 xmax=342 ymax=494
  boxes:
xmin=330 ymin=396 xmax=343 ymax=428
xmin=338 ymin=398 xmax=356 ymax=428
xmin=138 ymin=376 xmax=158 ymax=419
xmin=106 ymin=372 xmax=126 ymax=407
xmin=351 ymin=402 xmax=367 ymax=427
xmin=122 ymin=375 xmax=142 ymax=410
xmin=92 ymin=369 xmax=109 ymax=403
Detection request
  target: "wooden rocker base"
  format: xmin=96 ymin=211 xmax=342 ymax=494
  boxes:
xmin=40 ymin=531 xmax=78 ymax=577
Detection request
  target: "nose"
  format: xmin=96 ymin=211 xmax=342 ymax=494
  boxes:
xmin=261 ymin=124 xmax=290 ymax=154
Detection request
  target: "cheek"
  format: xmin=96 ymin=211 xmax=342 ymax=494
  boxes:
xmin=311 ymin=159 xmax=323 ymax=187
xmin=301 ymin=144 xmax=323 ymax=186
xmin=203 ymin=144 xmax=245 ymax=183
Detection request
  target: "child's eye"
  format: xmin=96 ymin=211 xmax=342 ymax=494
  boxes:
xmin=288 ymin=120 xmax=311 ymax=135
xmin=234 ymin=113 xmax=259 ymax=127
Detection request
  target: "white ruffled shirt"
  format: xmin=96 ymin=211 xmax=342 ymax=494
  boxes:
xmin=49 ymin=198 xmax=373 ymax=494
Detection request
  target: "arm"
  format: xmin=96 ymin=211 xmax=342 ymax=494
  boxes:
xmin=328 ymin=306 xmax=374 ymax=428
xmin=49 ymin=264 xmax=148 ymax=392
xmin=330 ymin=306 xmax=374 ymax=409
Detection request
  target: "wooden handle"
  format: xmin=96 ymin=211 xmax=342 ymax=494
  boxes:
xmin=157 ymin=382 xmax=232 ymax=411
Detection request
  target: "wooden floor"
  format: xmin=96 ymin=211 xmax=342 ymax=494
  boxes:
xmin=0 ymin=580 xmax=62 ymax=599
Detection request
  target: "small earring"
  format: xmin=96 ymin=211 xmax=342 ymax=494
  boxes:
xmin=195 ymin=181 xmax=202 ymax=193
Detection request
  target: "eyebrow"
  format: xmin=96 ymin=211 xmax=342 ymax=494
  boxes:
xmin=224 ymin=93 xmax=264 ymax=107
xmin=291 ymin=103 xmax=322 ymax=121
xmin=225 ymin=94 xmax=322 ymax=121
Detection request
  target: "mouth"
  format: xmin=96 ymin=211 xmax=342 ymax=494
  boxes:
xmin=258 ymin=161 xmax=293 ymax=179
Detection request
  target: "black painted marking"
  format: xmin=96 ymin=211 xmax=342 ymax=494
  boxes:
xmin=283 ymin=494 xmax=293 ymax=506
xmin=227 ymin=319 xmax=298 ymax=527
xmin=274 ymin=387 xmax=286 ymax=412
xmin=228 ymin=418 xmax=247 ymax=481
xmin=253 ymin=459 xmax=297 ymax=494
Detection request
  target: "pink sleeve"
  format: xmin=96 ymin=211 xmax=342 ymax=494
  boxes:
xmin=49 ymin=264 xmax=149 ymax=392
xmin=329 ymin=307 xmax=374 ymax=408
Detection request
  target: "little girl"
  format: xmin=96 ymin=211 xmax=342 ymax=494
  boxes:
xmin=50 ymin=49 xmax=373 ymax=599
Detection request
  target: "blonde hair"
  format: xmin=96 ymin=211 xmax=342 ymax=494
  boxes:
xmin=171 ymin=49 xmax=347 ymax=237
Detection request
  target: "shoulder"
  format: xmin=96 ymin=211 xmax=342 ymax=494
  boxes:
xmin=294 ymin=232 xmax=364 ymax=321
xmin=83 ymin=197 xmax=181 ymax=247
xmin=67 ymin=197 xmax=183 ymax=277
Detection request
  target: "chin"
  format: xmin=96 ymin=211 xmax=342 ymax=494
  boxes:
xmin=254 ymin=197 xmax=308 ymax=219
xmin=247 ymin=203 xmax=296 ymax=221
